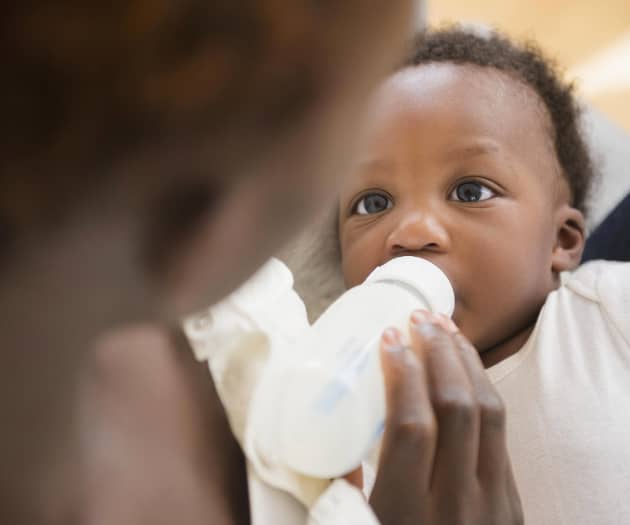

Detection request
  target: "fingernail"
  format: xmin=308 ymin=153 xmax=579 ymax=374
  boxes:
xmin=382 ymin=327 xmax=403 ymax=351
xmin=382 ymin=327 xmax=398 ymax=345
xmin=439 ymin=314 xmax=459 ymax=334
xmin=410 ymin=310 xmax=431 ymax=326
xmin=413 ymin=321 xmax=438 ymax=338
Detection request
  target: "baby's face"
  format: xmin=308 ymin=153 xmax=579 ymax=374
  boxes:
xmin=339 ymin=63 xmax=582 ymax=352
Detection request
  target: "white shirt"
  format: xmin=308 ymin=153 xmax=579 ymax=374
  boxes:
xmin=487 ymin=261 xmax=630 ymax=525
xmin=185 ymin=259 xmax=380 ymax=525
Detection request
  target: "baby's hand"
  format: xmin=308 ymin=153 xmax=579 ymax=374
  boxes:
xmin=369 ymin=312 xmax=523 ymax=525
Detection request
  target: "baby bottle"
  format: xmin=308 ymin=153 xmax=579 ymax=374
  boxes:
xmin=253 ymin=256 xmax=454 ymax=479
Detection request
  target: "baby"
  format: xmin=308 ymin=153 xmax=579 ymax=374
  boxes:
xmin=288 ymin=28 xmax=630 ymax=524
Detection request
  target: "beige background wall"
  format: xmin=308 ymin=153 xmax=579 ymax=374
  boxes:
xmin=427 ymin=0 xmax=630 ymax=133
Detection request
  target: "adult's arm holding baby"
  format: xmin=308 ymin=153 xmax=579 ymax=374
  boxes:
xmin=370 ymin=312 xmax=523 ymax=525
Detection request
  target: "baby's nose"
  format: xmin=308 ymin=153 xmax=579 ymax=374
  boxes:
xmin=386 ymin=211 xmax=450 ymax=256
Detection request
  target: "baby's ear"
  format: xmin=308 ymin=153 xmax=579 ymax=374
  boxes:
xmin=551 ymin=204 xmax=585 ymax=273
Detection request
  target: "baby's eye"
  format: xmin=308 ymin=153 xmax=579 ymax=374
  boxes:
xmin=354 ymin=193 xmax=393 ymax=215
xmin=450 ymin=181 xmax=496 ymax=202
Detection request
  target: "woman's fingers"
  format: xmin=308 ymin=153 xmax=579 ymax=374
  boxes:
xmin=369 ymin=314 xmax=523 ymax=525
xmin=410 ymin=313 xmax=479 ymax=493
xmin=370 ymin=328 xmax=436 ymax=524
xmin=451 ymin=331 xmax=508 ymax=487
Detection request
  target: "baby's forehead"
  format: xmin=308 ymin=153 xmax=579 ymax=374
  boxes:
xmin=362 ymin=62 xmax=559 ymax=172
xmin=378 ymin=63 xmax=550 ymax=131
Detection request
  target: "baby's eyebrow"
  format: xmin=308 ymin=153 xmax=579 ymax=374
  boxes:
xmin=355 ymin=158 xmax=396 ymax=175
xmin=444 ymin=141 xmax=501 ymax=159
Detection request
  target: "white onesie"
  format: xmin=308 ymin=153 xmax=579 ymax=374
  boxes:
xmin=487 ymin=261 xmax=630 ymax=524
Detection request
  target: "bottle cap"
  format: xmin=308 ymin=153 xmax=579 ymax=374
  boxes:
xmin=365 ymin=256 xmax=454 ymax=316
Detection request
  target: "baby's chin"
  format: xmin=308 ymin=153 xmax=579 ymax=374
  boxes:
xmin=450 ymin=305 xmax=470 ymax=338
xmin=451 ymin=308 xmax=494 ymax=353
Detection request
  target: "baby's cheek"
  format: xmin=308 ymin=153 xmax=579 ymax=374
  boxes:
xmin=454 ymin=297 xmax=506 ymax=351
xmin=340 ymin=241 xmax=367 ymax=284
xmin=341 ymin=254 xmax=365 ymax=287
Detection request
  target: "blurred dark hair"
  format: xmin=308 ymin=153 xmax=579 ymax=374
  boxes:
xmin=0 ymin=1 xmax=331 ymax=249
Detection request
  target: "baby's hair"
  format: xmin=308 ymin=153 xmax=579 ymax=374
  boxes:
xmin=405 ymin=26 xmax=595 ymax=214
xmin=0 ymin=1 xmax=335 ymax=257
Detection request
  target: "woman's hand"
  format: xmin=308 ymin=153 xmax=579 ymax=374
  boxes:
xmin=369 ymin=311 xmax=523 ymax=525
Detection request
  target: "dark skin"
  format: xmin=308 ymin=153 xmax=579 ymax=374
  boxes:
xmin=339 ymin=64 xmax=586 ymax=368
xmin=372 ymin=312 xmax=523 ymax=525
